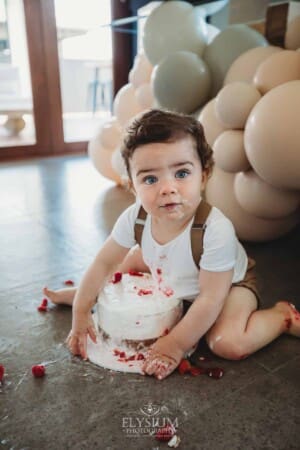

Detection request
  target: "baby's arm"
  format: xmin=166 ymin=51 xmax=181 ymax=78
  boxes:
xmin=67 ymin=236 xmax=130 ymax=359
xmin=143 ymin=268 xmax=233 ymax=379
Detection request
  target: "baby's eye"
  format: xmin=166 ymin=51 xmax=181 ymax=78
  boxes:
xmin=143 ymin=175 xmax=158 ymax=185
xmin=175 ymin=169 xmax=190 ymax=179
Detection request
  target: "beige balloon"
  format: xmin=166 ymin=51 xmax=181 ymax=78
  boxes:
xmin=98 ymin=116 xmax=123 ymax=150
xmin=151 ymin=51 xmax=211 ymax=113
xmin=198 ymin=98 xmax=229 ymax=147
xmin=224 ymin=46 xmax=282 ymax=85
xmin=88 ymin=138 xmax=122 ymax=185
xmin=213 ymin=130 xmax=250 ymax=173
xmin=215 ymin=82 xmax=261 ymax=129
xmin=285 ymin=16 xmax=300 ymax=50
xmin=205 ymin=167 xmax=299 ymax=242
xmin=244 ymin=80 xmax=300 ymax=190
xmin=128 ymin=53 xmax=153 ymax=89
xmin=143 ymin=1 xmax=207 ymax=66
xmin=234 ymin=171 xmax=300 ymax=219
xmin=254 ymin=50 xmax=300 ymax=94
xmin=113 ymin=83 xmax=143 ymax=128
xmin=135 ymin=83 xmax=155 ymax=109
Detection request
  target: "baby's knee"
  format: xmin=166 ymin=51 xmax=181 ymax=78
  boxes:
xmin=206 ymin=333 xmax=249 ymax=361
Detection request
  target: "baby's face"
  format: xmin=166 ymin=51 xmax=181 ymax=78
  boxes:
xmin=130 ymin=137 xmax=207 ymax=224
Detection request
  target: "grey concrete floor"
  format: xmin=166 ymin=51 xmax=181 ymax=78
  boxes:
xmin=0 ymin=155 xmax=299 ymax=450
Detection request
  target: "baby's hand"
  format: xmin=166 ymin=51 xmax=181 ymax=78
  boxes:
xmin=142 ymin=335 xmax=184 ymax=380
xmin=66 ymin=311 xmax=97 ymax=360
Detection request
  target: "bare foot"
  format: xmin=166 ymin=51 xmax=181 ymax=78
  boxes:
xmin=276 ymin=301 xmax=300 ymax=337
xmin=43 ymin=286 xmax=76 ymax=306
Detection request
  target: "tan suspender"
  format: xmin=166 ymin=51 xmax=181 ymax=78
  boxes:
xmin=134 ymin=200 xmax=212 ymax=268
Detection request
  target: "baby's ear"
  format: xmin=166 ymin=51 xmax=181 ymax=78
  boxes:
xmin=201 ymin=170 xmax=209 ymax=191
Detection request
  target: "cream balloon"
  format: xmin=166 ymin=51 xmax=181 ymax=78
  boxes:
xmin=111 ymin=148 xmax=129 ymax=184
xmin=215 ymin=82 xmax=261 ymax=129
xmin=88 ymin=138 xmax=122 ymax=184
xmin=203 ymin=25 xmax=268 ymax=96
xmin=285 ymin=16 xmax=300 ymax=50
xmin=205 ymin=167 xmax=299 ymax=241
xmin=224 ymin=46 xmax=282 ymax=85
xmin=128 ymin=53 xmax=153 ymax=89
xmin=198 ymin=98 xmax=229 ymax=147
xmin=234 ymin=171 xmax=300 ymax=219
xmin=213 ymin=130 xmax=250 ymax=173
xmin=152 ymin=51 xmax=211 ymax=113
xmin=143 ymin=1 xmax=207 ymax=66
xmin=253 ymin=50 xmax=300 ymax=94
xmin=244 ymin=80 xmax=300 ymax=190
xmin=98 ymin=116 xmax=123 ymax=150
xmin=135 ymin=83 xmax=155 ymax=109
xmin=113 ymin=83 xmax=143 ymax=127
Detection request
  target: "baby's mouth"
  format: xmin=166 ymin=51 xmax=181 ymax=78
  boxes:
xmin=161 ymin=202 xmax=181 ymax=209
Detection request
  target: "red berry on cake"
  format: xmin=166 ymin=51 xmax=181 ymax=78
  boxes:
xmin=128 ymin=270 xmax=144 ymax=277
xmin=112 ymin=272 xmax=122 ymax=284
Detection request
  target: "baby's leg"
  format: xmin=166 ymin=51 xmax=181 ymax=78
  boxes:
xmin=206 ymin=286 xmax=300 ymax=360
xmin=43 ymin=286 xmax=77 ymax=306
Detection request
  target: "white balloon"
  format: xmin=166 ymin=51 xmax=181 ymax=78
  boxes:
xmin=98 ymin=116 xmax=123 ymax=150
xmin=111 ymin=148 xmax=128 ymax=183
xmin=113 ymin=83 xmax=143 ymax=127
xmin=128 ymin=53 xmax=153 ymax=89
xmin=135 ymin=83 xmax=155 ymax=109
xmin=143 ymin=1 xmax=207 ymax=66
xmin=88 ymin=138 xmax=121 ymax=184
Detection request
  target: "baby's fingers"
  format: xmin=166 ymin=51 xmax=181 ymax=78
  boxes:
xmin=143 ymin=356 xmax=158 ymax=375
xmin=66 ymin=334 xmax=81 ymax=356
xmin=88 ymin=324 xmax=97 ymax=344
xmin=78 ymin=335 xmax=88 ymax=360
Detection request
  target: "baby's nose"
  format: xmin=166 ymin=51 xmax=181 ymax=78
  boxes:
xmin=160 ymin=178 xmax=177 ymax=195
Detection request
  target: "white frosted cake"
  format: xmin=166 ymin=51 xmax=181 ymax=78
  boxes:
xmin=87 ymin=271 xmax=183 ymax=373
xmin=97 ymin=271 xmax=183 ymax=343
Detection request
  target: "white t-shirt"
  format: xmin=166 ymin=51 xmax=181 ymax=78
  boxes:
xmin=111 ymin=201 xmax=248 ymax=301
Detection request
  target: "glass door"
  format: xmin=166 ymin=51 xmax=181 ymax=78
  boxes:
xmin=54 ymin=0 xmax=113 ymax=143
xmin=0 ymin=0 xmax=36 ymax=152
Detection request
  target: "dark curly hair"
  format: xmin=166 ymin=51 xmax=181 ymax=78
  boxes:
xmin=121 ymin=109 xmax=214 ymax=178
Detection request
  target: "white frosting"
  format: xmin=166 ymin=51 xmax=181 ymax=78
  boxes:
xmin=97 ymin=273 xmax=183 ymax=340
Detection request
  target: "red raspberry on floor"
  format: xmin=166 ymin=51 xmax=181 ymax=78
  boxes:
xmin=206 ymin=367 xmax=224 ymax=379
xmin=190 ymin=367 xmax=205 ymax=376
xmin=32 ymin=365 xmax=46 ymax=378
xmin=37 ymin=298 xmax=48 ymax=312
xmin=155 ymin=424 xmax=176 ymax=441
xmin=178 ymin=359 xmax=192 ymax=375
xmin=0 ymin=364 xmax=5 ymax=383
xmin=64 ymin=279 xmax=74 ymax=286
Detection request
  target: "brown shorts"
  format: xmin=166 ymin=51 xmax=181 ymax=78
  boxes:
xmin=232 ymin=257 xmax=260 ymax=307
